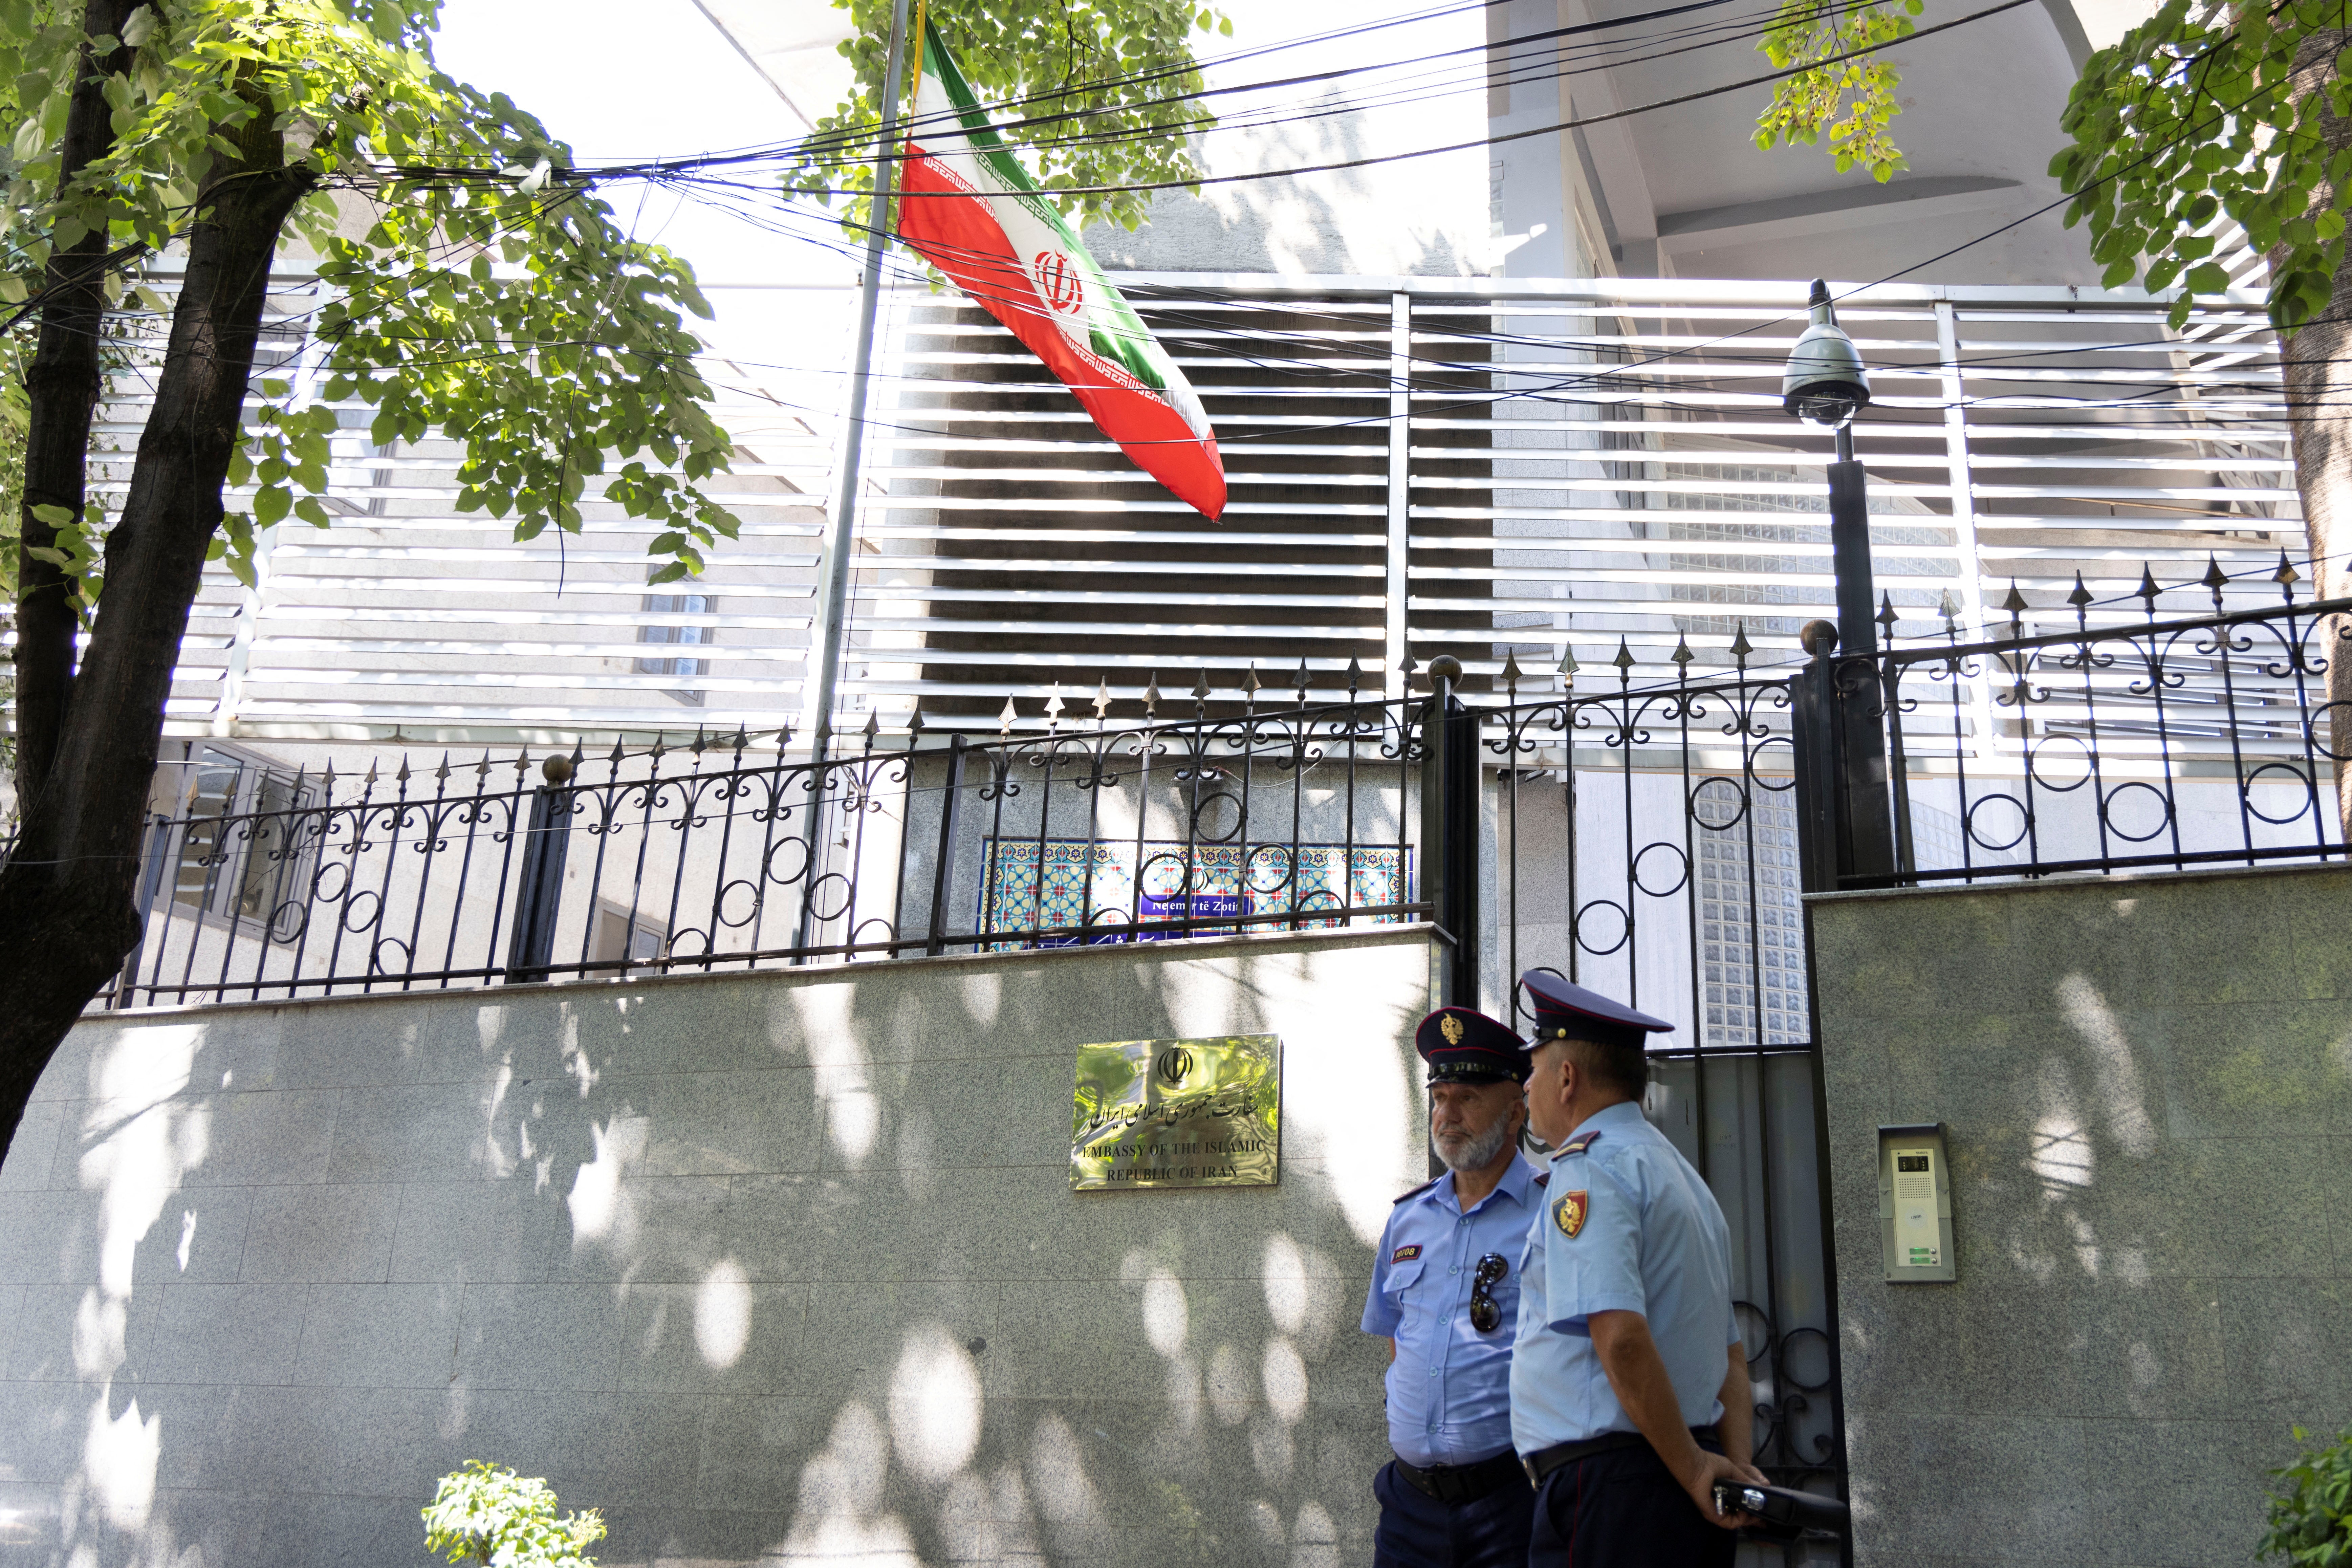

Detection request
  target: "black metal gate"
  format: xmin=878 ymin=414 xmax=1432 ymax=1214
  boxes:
xmin=1476 ymin=648 xmax=1846 ymax=1567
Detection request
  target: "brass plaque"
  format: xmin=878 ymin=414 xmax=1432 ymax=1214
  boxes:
xmin=1071 ymin=1035 xmax=1280 ymax=1190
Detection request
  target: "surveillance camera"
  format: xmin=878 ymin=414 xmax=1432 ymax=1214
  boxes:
xmin=1782 ymin=280 xmax=1871 ymax=427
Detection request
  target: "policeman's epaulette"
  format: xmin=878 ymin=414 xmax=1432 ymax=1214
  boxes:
xmin=1533 ymin=1170 xmax=1550 ymax=1188
xmin=1552 ymin=1131 xmax=1602 ymax=1160
xmin=1392 ymin=1177 xmax=1441 ymax=1205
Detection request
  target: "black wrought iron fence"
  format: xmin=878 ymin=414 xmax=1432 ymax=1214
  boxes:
xmin=103 ymin=729 xmax=919 ymax=1006
xmin=1479 ymin=650 xmax=1839 ymax=1514
xmin=1862 ymin=565 xmax=2351 ymax=886
xmin=1484 ymin=643 xmax=1806 ymax=1049
xmin=80 ymin=679 xmax=1443 ymax=1009
xmin=934 ymin=675 xmax=1434 ymax=956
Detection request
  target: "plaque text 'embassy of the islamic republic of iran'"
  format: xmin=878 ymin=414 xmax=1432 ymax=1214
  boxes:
xmin=1070 ymin=1035 xmax=1280 ymax=1190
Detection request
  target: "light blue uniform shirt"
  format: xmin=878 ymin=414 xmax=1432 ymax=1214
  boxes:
xmin=1508 ymin=1101 xmax=1741 ymax=1456
xmin=1361 ymin=1153 xmax=1544 ymax=1466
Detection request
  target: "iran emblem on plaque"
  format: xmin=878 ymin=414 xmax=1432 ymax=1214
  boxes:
xmin=1070 ymin=1035 xmax=1280 ymax=1190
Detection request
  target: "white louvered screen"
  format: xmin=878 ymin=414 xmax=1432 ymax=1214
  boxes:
xmin=44 ymin=270 xmax=2305 ymax=746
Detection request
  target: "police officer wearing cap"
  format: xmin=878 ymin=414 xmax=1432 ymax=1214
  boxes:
xmin=1509 ymin=971 xmax=1769 ymax=1567
xmin=1359 ymin=1007 xmax=1545 ymax=1568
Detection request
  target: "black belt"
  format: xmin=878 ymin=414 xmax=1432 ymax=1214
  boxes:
xmin=1521 ymin=1425 xmax=1720 ymax=1486
xmin=1393 ymin=1449 xmax=1528 ymax=1505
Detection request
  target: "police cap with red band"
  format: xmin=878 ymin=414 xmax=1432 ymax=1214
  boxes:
xmin=1517 ymin=970 xmax=1675 ymax=1050
xmin=1414 ymin=1006 xmax=1530 ymax=1084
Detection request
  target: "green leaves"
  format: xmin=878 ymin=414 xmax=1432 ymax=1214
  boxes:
xmin=422 ymin=1461 xmax=605 ymax=1568
xmin=789 ymin=0 xmax=1227 ymax=234
xmin=22 ymin=499 xmax=105 ymax=620
xmin=1752 ymin=0 xmax=1916 ymax=182
xmin=2258 ymin=1427 xmax=2352 ymax=1565
xmin=2054 ymin=0 xmax=2352 ymax=333
xmin=0 ymin=0 xmax=739 ymax=594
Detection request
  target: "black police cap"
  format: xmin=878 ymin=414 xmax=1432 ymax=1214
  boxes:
xmin=1414 ymin=1006 xmax=1530 ymax=1084
xmin=1516 ymin=970 xmax=1674 ymax=1050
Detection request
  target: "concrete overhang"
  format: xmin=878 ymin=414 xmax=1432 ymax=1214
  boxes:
xmin=1655 ymin=175 xmax=2034 ymax=254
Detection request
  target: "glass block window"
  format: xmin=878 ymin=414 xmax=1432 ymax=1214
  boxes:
xmin=1693 ymin=781 xmax=1809 ymax=1044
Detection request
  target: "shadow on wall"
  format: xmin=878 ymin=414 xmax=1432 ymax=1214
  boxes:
xmin=0 ymin=929 xmax=1433 ymax=1568
xmin=1819 ymin=872 xmax=2352 ymax=1564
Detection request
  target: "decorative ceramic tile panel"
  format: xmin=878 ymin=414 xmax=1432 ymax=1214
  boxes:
xmin=978 ymin=839 xmax=1410 ymax=946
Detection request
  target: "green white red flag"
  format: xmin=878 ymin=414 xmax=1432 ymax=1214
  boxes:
xmin=895 ymin=23 xmax=1227 ymax=520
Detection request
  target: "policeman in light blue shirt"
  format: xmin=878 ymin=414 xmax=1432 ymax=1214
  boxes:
xmin=1360 ymin=1006 xmax=1544 ymax=1568
xmin=1508 ymin=971 xmax=1768 ymax=1568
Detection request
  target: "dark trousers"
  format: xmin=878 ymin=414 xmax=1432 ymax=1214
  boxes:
xmin=1371 ymin=1458 xmax=1537 ymax=1568
xmin=1528 ymin=1442 xmax=1739 ymax=1568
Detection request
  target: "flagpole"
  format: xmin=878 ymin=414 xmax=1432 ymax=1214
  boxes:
xmin=802 ymin=0 xmax=914 ymax=768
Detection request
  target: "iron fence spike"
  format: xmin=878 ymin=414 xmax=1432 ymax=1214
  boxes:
xmin=2203 ymin=553 xmax=2229 ymax=591
xmin=365 ymin=760 xmax=378 ymax=787
xmin=2002 ymin=580 xmax=2028 ymax=615
xmin=2136 ymin=563 xmax=2160 ymax=603
xmin=475 ymin=750 xmax=493 ymax=778
xmin=1670 ymin=635 xmax=1694 ymax=667
xmin=1293 ymin=657 xmax=1311 ymax=693
xmin=1094 ymin=679 xmax=1113 ymax=719
xmin=1613 ymin=637 xmax=1635 ymax=670
xmin=863 ymin=709 xmax=879 ymax=739
xmin=435 ymin=752 xmax=450 ymax=782
xmin=2275 ymin=549 xmax=2301 ymax=585
xmin=1192 ymin=670 xmax=1212 ymax=699
xmin=692 ymin=726 xmax=707 ymax=754
xmin=906 ymin=710 xmax=924 ymax=736
xmin=1729 ymin=623 xmax=1753 ymax=662
xmin=1243 ymin=663 xmax=1262 ymax=695
xmin=510 ymin=749 xmax=527 ymax=776
xmin=999 ymin=694 xmax=1018 ymax=736
xmin=608 ymin=737 xmax=626 ymax=764
xmin=1142 ymin=673 xmax=1161 ymax=715
xmin=1345 ymin=656 xmax=1362 ymax=694
xmin=1502 ymin=650 xmax=1522 ymax=690
xmin=1557 ymin=647 xmax=1579 ymax=678
xmin=732 ymin=725 xmax=749 ymax=753
xmin=1936 ymin=589 xmax=1959 ymax=623
xmin=1876 ymin=591 xmax=1898 ymax=629
xmin=2067 ymin=572 xmax=2093 ymax=609
xmin=1398 ymin=651 xmax=1417 ymax=676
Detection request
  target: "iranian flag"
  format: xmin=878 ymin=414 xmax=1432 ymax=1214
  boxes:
xmin=896 ymin=23 xmax=1227 ymax=520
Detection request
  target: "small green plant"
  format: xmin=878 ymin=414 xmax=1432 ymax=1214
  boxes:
xmin=2258 ymin=1427 xmax=2352 ymax=1566
xmin=422 ymin=1461 xmax=606 ymax=1568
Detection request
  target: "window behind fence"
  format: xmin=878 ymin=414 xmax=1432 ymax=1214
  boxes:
xmin=168 ymin=746 xmax=319 ymax=935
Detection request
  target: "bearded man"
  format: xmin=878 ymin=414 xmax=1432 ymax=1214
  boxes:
xmin=1358 ymin=1006 xmax=1543 ymax=1568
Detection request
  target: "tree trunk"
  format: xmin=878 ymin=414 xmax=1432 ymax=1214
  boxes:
xmin=0 ymin=84 xmax=312 ymax=1164
xmin=12 ymin=0 xmax=137 ymax=808
xmin=2277 ymin=28 xmax=2352 ymax=839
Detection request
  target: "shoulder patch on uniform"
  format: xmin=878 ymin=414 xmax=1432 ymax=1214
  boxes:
xmin=1556 ymin=1130 xmax=1602 ymax=1158
xmin=1390 ymin=1244 xmax=1422 ymax=1264
xmin=1532 ymin=1170 xmax=1550 ymax=1189
xmin=1391 ymin=1177 xmax=1440 ymax=1205
xmin=1553 ymin=1189 xmax=1589 ymax=1238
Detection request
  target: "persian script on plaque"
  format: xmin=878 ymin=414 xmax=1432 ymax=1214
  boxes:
xmin=1070 ymin=1035 xmax=1280 ymax=1191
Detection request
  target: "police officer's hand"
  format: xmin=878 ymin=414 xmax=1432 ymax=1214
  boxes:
xmin=1681 ymin=1449 xmax=1771 ymax=1531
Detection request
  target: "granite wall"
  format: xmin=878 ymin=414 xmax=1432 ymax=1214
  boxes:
xmin=1810 ymin=862 xmax=2352 ymax=1568
xmin=0 ymin=924 xmax=1439 ymax=1568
